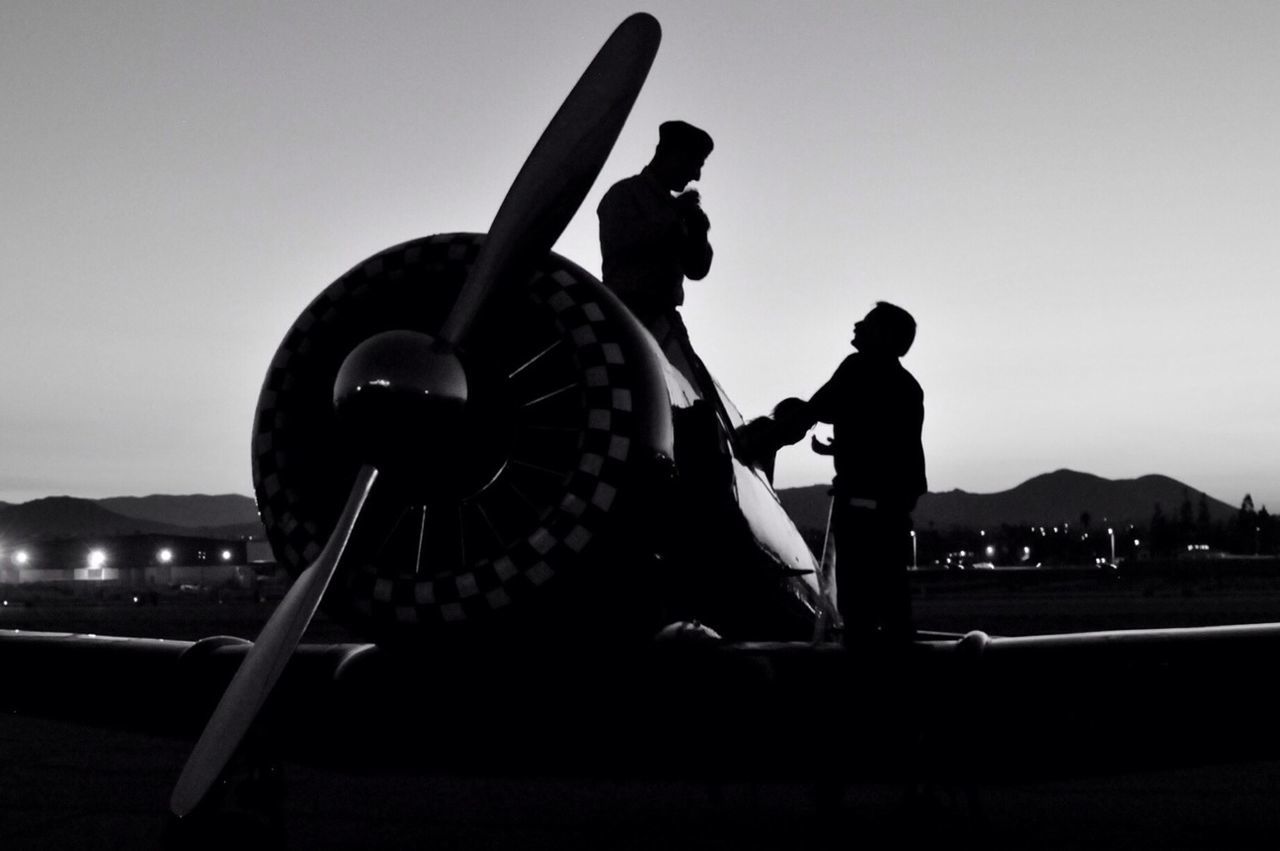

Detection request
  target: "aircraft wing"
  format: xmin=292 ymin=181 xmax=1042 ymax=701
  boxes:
xmin=5 ymin=624 xmax=1280 ymax=784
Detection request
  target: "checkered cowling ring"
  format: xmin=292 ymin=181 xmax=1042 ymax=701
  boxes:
xmin=252 ymin=233 xmax=659 ymax=635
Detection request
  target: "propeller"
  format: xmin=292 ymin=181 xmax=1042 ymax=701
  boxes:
xmin=439 ymin=11 xmax=662 ymax=347
xmin=169 ymin=13 xmax=661 ymax=818
xmin=169 ymin=465 xmax=377 ymax=817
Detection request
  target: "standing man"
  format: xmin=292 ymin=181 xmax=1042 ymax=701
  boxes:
xmin=796 ymin=302 xmax=926 ymax=645
xmin=597 ymin=120 xmax=714 ymax=390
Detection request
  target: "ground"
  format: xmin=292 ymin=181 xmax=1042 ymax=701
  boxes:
xmin=6 ymin=712 xmax=1280 ymax=849
xmin=4 ymin=570 xmax=1280 ymax=848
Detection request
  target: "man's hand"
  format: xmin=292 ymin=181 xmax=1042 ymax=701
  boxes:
xmin=674 ymin=188 xmax=700 ymax=206
xmin=675 ymin=190 xmax=709 ymax=233
xmin=810 ymin=435 xmax=836 ymax=456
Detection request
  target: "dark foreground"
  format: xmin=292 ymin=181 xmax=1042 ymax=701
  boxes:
xmin=6 ymin=712 xmax=1280 ymax=850
xmin=5 ymin=570 xmax=1280 ymax=849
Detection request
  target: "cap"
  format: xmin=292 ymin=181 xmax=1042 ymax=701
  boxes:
xmin=658 ymin=120 xmax=714 ymax=158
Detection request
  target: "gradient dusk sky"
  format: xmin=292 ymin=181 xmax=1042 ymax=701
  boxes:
xmin=2 ymin=1 xmax=1277 ymax=509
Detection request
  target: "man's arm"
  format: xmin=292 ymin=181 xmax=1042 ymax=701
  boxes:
xmin=807 ymin=356 xmax=854 ymax=426
xmin=805 ymin=357 xmax=859 ymax=455
xmin=674 ymin=191 xmax=712 ymax=280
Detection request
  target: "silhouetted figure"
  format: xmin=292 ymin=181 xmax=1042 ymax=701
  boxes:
xmin=735 ymin=397 xmax=812 ymax=482
xmin=597 ymin=120 xmax=714 ymax=391
xmin=792 ymin=302 xmax=926 ymax=645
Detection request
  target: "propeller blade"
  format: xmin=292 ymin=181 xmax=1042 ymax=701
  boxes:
xmin=438 ymin=12 xmax=661 ymax=345
xmin=170 ymin=464 xmax=380 ymax=818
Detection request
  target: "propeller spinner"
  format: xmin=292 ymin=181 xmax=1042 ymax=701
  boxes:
xmin=170 ymin=13 xmax=662 ymax=818
xmin=331 ymin=330 xmax=500 ymax=498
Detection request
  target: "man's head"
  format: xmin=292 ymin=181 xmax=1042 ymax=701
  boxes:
xmin=650 ymin=120 xmax=713 ymax=191
xmin=852 ymin=302 xmax=916 ymax=357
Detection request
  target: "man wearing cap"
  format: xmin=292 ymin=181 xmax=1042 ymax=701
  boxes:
xmin=597 ymin=121 xmax=715 ymax=388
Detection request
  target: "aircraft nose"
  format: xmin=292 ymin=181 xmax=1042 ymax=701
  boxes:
xmin=333 ymin=330 xmax=467 ymax=479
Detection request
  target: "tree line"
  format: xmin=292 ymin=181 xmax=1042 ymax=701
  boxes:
xmin=798 ymin=490 xmax=1278 ymax=566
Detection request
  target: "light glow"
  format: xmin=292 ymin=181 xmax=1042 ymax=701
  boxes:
xmin=158 ymin=548 xmax=173 ymax=564
xmin=88 ymin=549 xmax=107 ymax=568
xmin=220 ymin=549 xmax=233 ymax=562
xmin=14 ymin=550 xmax=29 ymax=566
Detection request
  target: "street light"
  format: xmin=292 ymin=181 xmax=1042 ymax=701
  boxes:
xmin=909 ymin=530 xmax=917 ymax=570
xmin=1107 ymin=527 xmax=1115 ymax=564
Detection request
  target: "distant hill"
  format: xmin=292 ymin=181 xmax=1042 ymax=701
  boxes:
xmin=778 ymin=470 xmax=1238 ymax=532
xmin=0 ymin=496 xmax=195 ymax=539
xmin=0 ymin=495 xmax=264 ymax=541
xmin=96 ymin=494 xmax=258 ymax=529
xmin=1 ymin=475 xmax=1241 ymax=541
xmin=192 ymin=521 xmax=269 ymax=540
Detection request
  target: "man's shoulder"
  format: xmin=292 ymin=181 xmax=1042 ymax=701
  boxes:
xmin=832 ymin=352 xmax=867 ymax=377
xmin=603 ymin=172 xmax=651 ymax=196
xmin=598 ymin=172 xmax=650 ymax=214
xmin=836 ymin=354 xmax=920 ymax=389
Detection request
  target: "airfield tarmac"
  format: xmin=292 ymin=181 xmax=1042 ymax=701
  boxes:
xmin=6 ymin=573 xmax=1280 ymax=848
xmin=6 ymin=711 xmax=1280 ymax=850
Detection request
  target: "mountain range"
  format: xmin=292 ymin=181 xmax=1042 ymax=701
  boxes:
xmin=776 ymin=469 xmax=1240 ymax=533
xmin=0 ymin=494 xmax=263 ymax=541
xmin=0 ymin=471 xmax=1242 ymax=540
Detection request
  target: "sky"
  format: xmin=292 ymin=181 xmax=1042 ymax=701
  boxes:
xmin=1 ymin=1 xmax=1277 ymax=509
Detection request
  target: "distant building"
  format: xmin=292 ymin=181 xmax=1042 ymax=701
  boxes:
xmin=0 ymin=534 xmax=258 ymax=588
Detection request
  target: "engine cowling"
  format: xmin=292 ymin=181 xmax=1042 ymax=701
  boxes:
xmin=252 ymin=233 xmax=674 ymax=645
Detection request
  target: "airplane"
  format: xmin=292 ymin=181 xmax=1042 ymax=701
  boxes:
xmin=3 ymin=10 xmax=828 ymax=820
xmin=5 ymin=11 xmax=1280 ymax=841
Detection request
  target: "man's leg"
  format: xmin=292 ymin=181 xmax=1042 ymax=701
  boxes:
xmin=868 ymin=511 xmax=913 ymax=642
xmin=833 ymin=502 xmax=874 ymax=643
xmin=836 ymin=504 xmax=912 ymax=645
